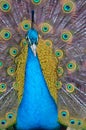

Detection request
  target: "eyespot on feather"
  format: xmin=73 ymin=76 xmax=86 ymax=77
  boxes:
xmin=0 ymin=119 xmax=7 ymax=128
xmin=56 ymin=81 xmax=62 ymax=90
xmin=7 ymin=67 xmax=16 ymax=76
xmin=39 ymin=23 xmax=52 ymax=34
xmin=66 ymin=83 xmax=75 ymax=93
xmin=62 ymin=1 xmax=75 ymax=13
xmin=0 ymin=60 xmax=3 ymax=69
xmin=20 ymin=20 xmax=31 ymax=31
xmin=61 ymin=30 xmax=73 ymax=43
xmin=6 ymin=112 xmax=15 ymax=120
xmin=0 ymin=29 xmax=12 ymax=40
xmin=58 ymin=109 xmax=69 ymax=126
xmin=0 ymin=0 xmax=11 ymax=12
xmin=45 ymin=40 xmax=52 ymax=47
xmin=66 ymin=60 xmax=77 ymax=73
xmin=55 ymin=49 xmax=64 ymax=60
xmin=9 ymin=47 xmax=18 ymax=57
xmin=0 ymin=83 xmax=7 ymax=92
xmin=57 ymin=67 xmax=64 ymax=77
xmin=31 ymin=0 xmax=42 ymax=5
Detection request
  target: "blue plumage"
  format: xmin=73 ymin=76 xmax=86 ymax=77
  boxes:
xmin=0 ymin=0 xmax=85 ymax=130
xmin=16 ymin=47 xmax=60 ymax=130
xmin=27 ymin=29 xmax=38 ymax=45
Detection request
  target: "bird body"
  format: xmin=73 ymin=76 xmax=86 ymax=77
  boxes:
xmin=16 ymin=47 xmax=59 ymax=130
xmin=0 ymin=0 xmax=86 ymax=130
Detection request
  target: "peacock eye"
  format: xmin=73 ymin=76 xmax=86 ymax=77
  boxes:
xmin=6 ymin=111 xmax=16 ymax=122
xmin=3 ymin=4 xmax=9 ymax=9
xmin=0 ymin=83 xmax=7 ymax=92
xmin=68 ymin=63 xmax=73 ymax=68
xmin=0 ymin=29 xmax=12 ymax=40
xmin=61 ymin=30 xmax=73 ymax=43
xmin=66 ymin=83 xmax=75 ymax=93
xmin=57 ymin=67 xmax=64 ymax=77
xmin=77 ymin=120 xmax=82 ymax=126
xmin=31 ymin=0 xmax=42 ymax=5
xmin=63 ymin=5 xmax=71 ymax=12
xmin=62 ymin=1 xmax=74 ymax=13
xmin=56 ymin=81 xmax=62 ymax=89
xmin=1 ymin=120 xmax=7 ymax=125
xmin=13 ymin=82 xmax=19 ymax=90
xmin=66 ymin=60 xmax=76 ymax=73
xmin=46 ymin=41 xmax=50 ymax=46
xmin=0 ymin=1 xmax=11 ymax=12
xmin=61 ymin=111 xmax=67 ymax=117
xmin=62 ymin=34 xmax=68 ymax=40
xmin=55 ymin=49 xmax=64 ymax=60
xmin=40 ymin=23 xmax=52 ymax=34
xmin=59 ymin=110 xmax=69 ymax=120
xmin=20 ymin=20 xmax=31 ymax=31
xmin=21 ymin=39 xmax=28 ymax=46
xmin=70 ymin=119 xmax=75 ymax=125
xmin=7 ymin=67 xmax=16 ymax=76
xmin=23 ymin=24 xmax=30 ymax=30
xmin=42 ymin=26 xmax=49 ymax=32
xmin=0 ymin=61 xmax=3 ymax=69
xmin=9 ymin=47 xmax=18 ymax=57
xmin=45 ymin=40 xmax=52 ymax=47
xmin=23 ymin=41 xmax=28 ymax=46
xmin=4 ymin=32 xmax=10 ymax=39
xmin=7 ymin=113 xmax=13 ymax=119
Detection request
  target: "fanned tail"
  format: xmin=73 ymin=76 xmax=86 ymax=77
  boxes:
xmin=0 ymin=0 xmax=86 ymax=129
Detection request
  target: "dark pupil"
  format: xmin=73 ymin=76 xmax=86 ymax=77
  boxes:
xmin=5 ymin=33 xmax=8 ymax=37
xmin=11 ymin=69 xmax=13 ymax=72
xmin=44 ymin=27 xmax=47 ymax=30
xmin=25 ymin=25 xmax=28 ymax=27
xmin=13 ymin=50 xmax=16 ymax=53
xmin=9 ymin=115 xmax=12 ymax=118
xmin=70 ymin=64 xmax=72 ymax=67
xmin=2 ymin=85 xmax=4 ymax=88
xmin=78 ymin=122 xmax=81 ymax=125
xmin=3 ymin=4 xmax=7 ymax=8
xmin=57 ymin=52 xmax=60 ymax=55
xmin=1 ymin=121 xmax=5 ymax=124
xmin=58 ymin=69 xmax=60 ymax=72
xmin=71 ymin=121 xmax=75 ymax=124
xmin=63 ymin=113 xmax=66 ymax=116
xmin=64 ymin=35 xmax=67 ymax=38
xmin=69 ymin=86 xmax=71 ymax=88
xmin=66 ymin=5 xmax=70 ymax=10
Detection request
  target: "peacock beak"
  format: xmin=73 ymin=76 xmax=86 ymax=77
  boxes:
xmin=31 ymin=44 xmax=37 ymax=56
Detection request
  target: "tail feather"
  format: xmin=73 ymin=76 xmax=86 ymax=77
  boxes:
xmin=0 ymin=0 xmax=86 ymax=129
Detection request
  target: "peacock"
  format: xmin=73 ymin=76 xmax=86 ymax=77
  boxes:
xmin=0 ymin=0 xmax=86 ymax=130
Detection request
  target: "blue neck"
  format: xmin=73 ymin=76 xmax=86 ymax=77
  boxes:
xmin=16 ymin=47 xmax=60 ymax=130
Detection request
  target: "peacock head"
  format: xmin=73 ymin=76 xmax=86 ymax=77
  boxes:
xmin=26 ymin=28 xmax=38 ymax=56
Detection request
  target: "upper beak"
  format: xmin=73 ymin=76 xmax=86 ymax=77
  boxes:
xmin=31 ymin=44 xmax=37 ymax=56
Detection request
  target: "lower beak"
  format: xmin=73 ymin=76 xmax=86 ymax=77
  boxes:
xmin=31 ymin=44 xmax=37 ymax=56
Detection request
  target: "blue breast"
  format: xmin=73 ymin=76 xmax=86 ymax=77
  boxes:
xmin=16 ymin=47 xmax=60 ymax=130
